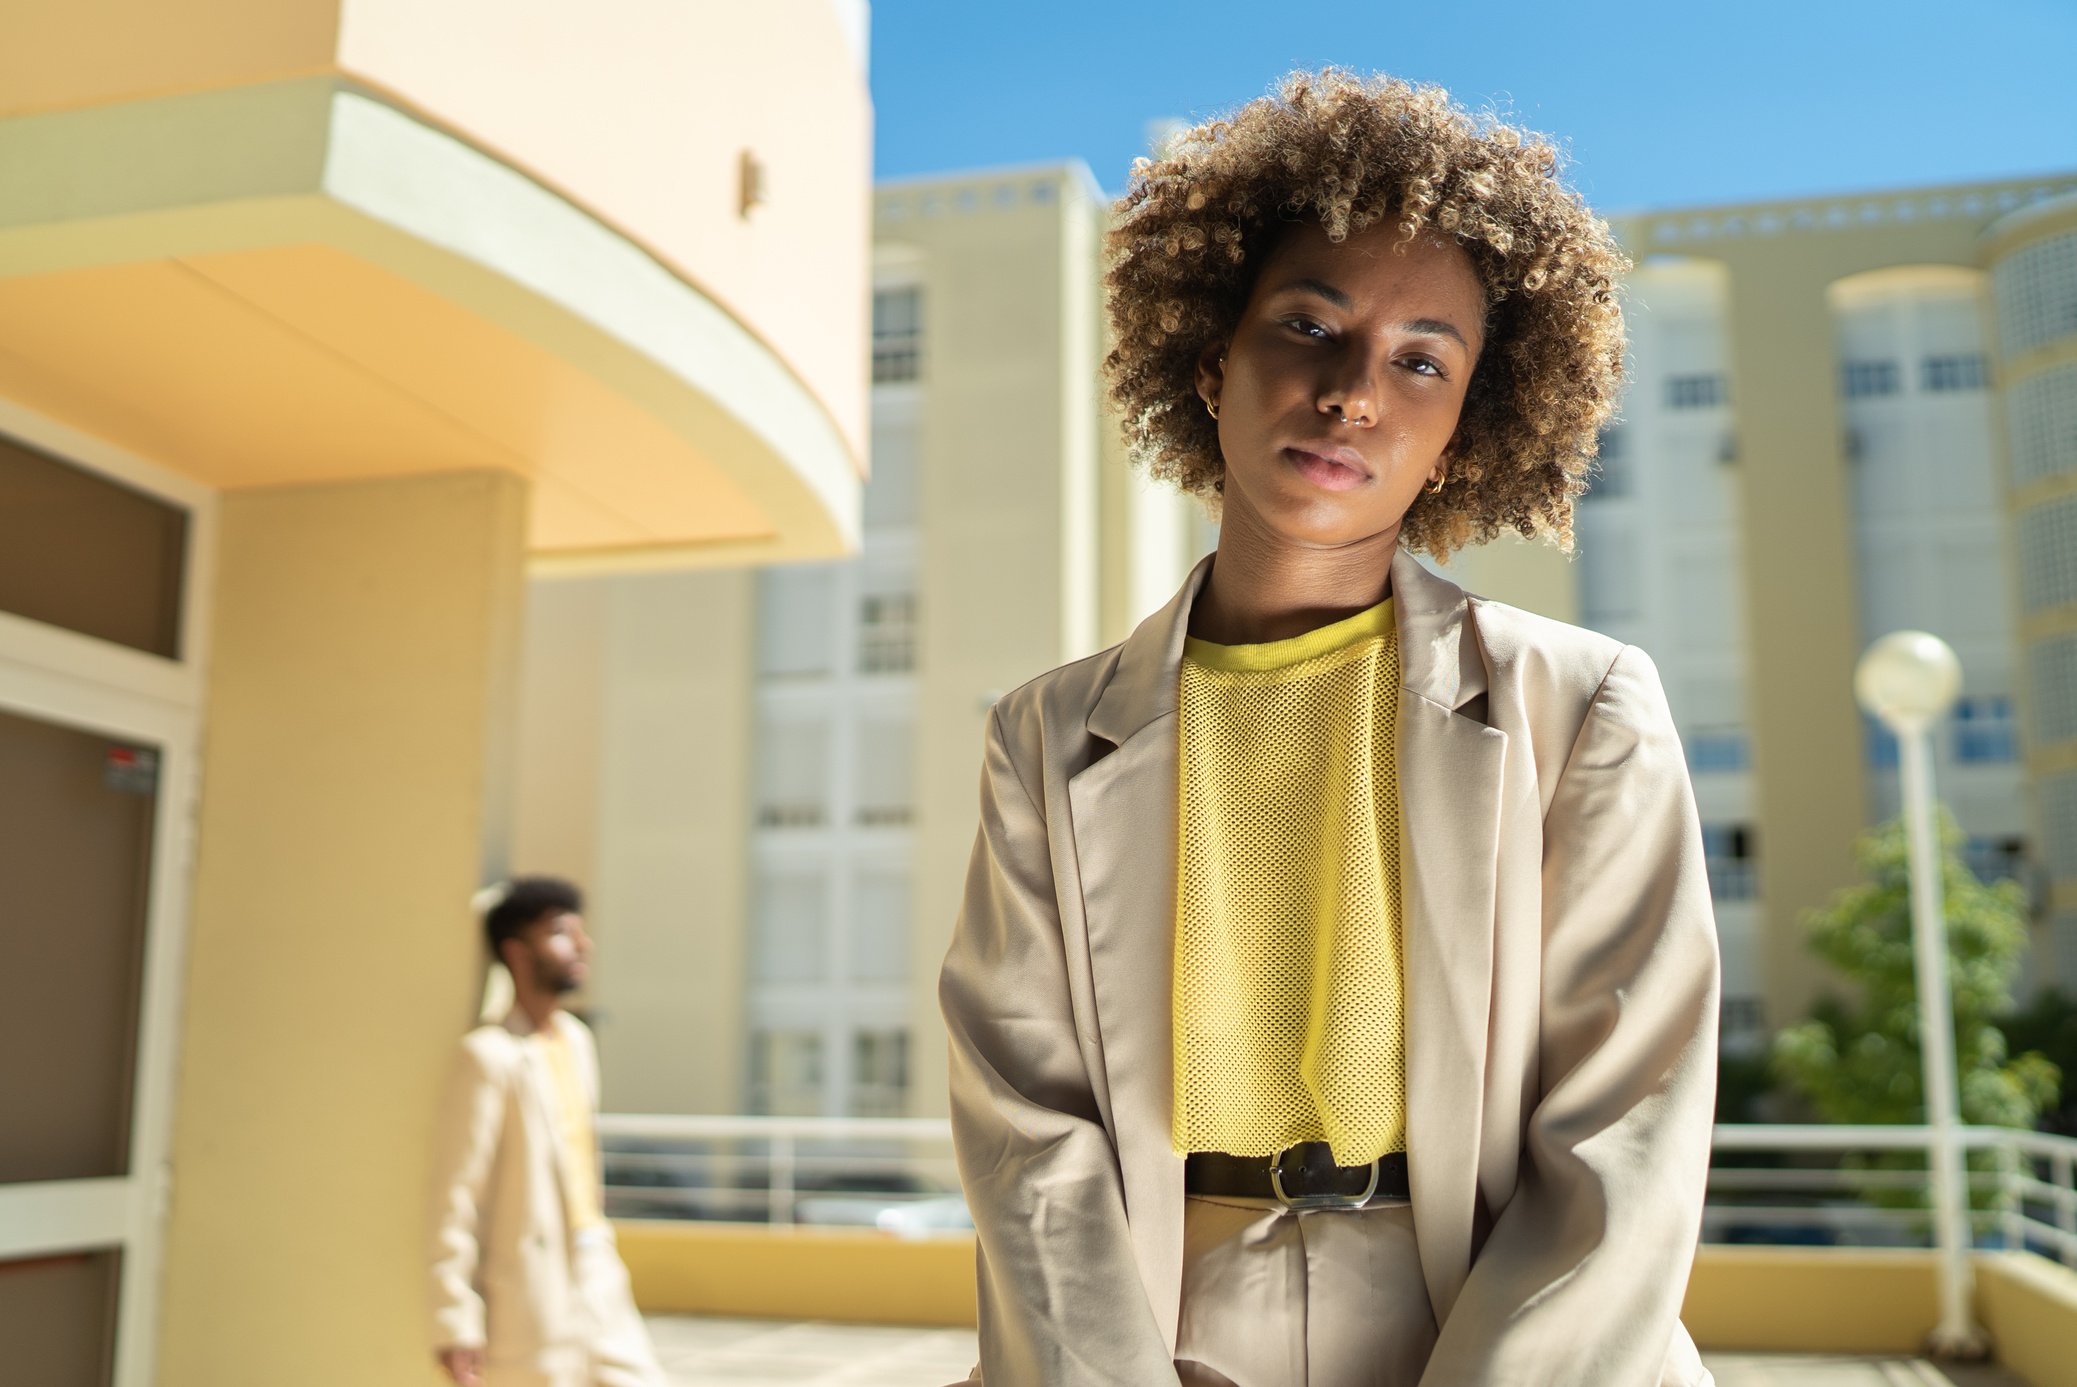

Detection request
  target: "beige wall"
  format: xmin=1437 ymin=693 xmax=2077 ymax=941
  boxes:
xmin=0 ymin=1 xmax=341 ymax=115
xmin=334 ymin=0 xmax=871 ymax=466
xmin=0 ymin=0 xmax=872 ymax=473
xmin=511 ymin=569 xmax=756 ymax=1115
xmin=1430 ymin=532 xmax=1580 ymax=624
xmin=158 ymin=470 xmax=526 ymax=1387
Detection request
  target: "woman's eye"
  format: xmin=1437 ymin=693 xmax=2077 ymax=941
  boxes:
xmin=1283 ymin=316 xmax=1329 ymax=339
xmin=1404 ymin=357 xmax=1444 ymax=378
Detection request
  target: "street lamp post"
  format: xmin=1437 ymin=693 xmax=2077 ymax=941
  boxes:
xmin=1853 ymin=630 xmax=1985 ymax=1358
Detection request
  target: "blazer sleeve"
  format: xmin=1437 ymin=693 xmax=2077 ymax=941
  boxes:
xmin=428 ymin=1035 xmax=505 ymax=1352
xmin=1419 ymin=645 xmax=1720 ymax=1387
xmin=939 ymin=706 xmax=1181 ymax=1386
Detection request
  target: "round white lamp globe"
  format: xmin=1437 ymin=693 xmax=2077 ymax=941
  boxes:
xmin=1854 ymin=631 xmax=1963 ymax=733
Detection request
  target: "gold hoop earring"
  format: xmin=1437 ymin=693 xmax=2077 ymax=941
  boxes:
xmin=1426 ymin=473 xmax=1446 ymax=495
xmin=1206 ymin=396 xmax=1220 ymax=420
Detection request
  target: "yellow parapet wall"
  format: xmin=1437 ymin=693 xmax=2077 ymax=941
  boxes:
xmin=1977 ymin=1251 xmax=2077 ymax=1387
xmin=617 ymin=1221 xmax=2077 ymax=1379
xmin=1681 ymin=1246 xmax=1942 ymax=1353
xmin=616 ymin=1221 xmax=979 ymax=1328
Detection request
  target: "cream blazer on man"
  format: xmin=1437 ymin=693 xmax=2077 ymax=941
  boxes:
xmin=429 ymin=1010 xmax=655 ymax=1387
xmin=940 ymin=549 xmax=1721 ymax=1386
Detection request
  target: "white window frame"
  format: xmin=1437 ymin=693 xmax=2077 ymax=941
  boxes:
xmin=0 ymin=399 xmax=213 ymax=1387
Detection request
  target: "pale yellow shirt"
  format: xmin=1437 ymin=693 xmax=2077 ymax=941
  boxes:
xmin=1172 ymin=596 xmax=1408 ymax=1166
xmin=536 ymin=1022 xmax=605 ymax=1234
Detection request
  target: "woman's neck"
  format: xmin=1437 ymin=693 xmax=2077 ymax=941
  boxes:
xmin=1190 ymin=502 xmax=1400 ymax=646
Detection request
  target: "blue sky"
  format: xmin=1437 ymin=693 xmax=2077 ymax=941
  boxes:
xmin=869 ymin=0 xmax=2077 ymax=212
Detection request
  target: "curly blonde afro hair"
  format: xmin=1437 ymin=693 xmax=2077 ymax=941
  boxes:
xmin=1103 ymin=70 xmax=1628 ymax=557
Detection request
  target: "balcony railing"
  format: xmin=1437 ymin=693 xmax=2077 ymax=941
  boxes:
xmin=600 ymin=1113 xmax=962 ymax=1233
xmin=600 ymin=1115 xmax=2077 ymax=1267
xmin=1705 ymin=1123 xmax=2077 ymax=1265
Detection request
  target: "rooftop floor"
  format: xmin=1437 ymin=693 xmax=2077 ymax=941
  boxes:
xmin=643 ymin=1317 xmax=2035 ymax=1387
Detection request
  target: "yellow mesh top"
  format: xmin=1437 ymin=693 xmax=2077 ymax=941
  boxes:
xmin=537 ymin=1024 xmax=605 ymax=1233
xmin=1172 ymin=596 xmax=1407 ymax=1166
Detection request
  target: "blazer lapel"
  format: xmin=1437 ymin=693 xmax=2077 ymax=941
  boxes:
xmin=1068 ymin=556 xmax=1210 ymax=1355
xmin=504 ymin=1010 xmax=577 ymax=1227
xmin=1392 ymin=550 xmax=1507 ymax=1324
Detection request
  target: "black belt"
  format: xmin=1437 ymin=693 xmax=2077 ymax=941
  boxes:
xmin=1185 ymin=1143 xmax=1410 ymax=1211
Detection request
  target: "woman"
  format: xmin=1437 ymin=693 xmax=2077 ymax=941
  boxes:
xmin=940 ymin=71 xmax=1719 ymax=1387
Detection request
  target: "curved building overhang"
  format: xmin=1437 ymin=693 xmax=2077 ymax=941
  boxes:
xmin=0 ymin=77 xmax=862 ymax=569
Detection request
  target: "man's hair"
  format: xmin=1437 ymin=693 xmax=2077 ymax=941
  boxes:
xmin=482 ymin=876 xmax=583 ymax=957
xmin=1103 ymin=69 xmax=1630 ymax=559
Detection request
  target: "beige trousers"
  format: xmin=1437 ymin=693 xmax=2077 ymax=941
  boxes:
xmin=484 ymin=1232 xmax=667 ymax=1387
xmin=1174 ymin=1197 xmax=1437 ymax=1387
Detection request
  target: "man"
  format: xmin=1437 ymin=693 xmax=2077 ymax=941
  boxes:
xmin=429 ymin=877 xmax=666 ymax=1387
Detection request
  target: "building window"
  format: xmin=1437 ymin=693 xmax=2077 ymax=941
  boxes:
xmin=1702 ymin=824 xmax=1757 ymax=901
xmin=1864 ymin=715 xmax=1901 ymax=770
xmin=1666 ymin=374 xmax=1728 ymax=410
xmin=858 ymin=592 xmax=917 ymax=675
xmin=1587 ymin=428 xmax=1629 ymax=499
xmin=872 ymin=286 xmax=922 ymax=384
xmin=1964 ymin=836 xmax=2027 ymax=886
xmin=850 ymin=872 xmax=912 ymax=982
xmin=754 ymin=718 xmax=830 ymax=828
xmin=751 ymin=871 xmax=828 ymax=983
xmin=0 ymin=431 xmax=190 ymax=658
xmin=2031 ymin=634 xmax=2077 ymax=744
xmin=1923 ymin=353 xmax=1989 ymax=393
xmin=1841 ymin=360 xmax=1900 ymax=399
xmin=747 ymin=1029 xmax=824 ymax=1117
xmin=1577 ymin=536 xmax=1642 ymax=628
xmin=1953 ymin=695 xmax=2017 ymax=763
xmin=854 ymin=719 xmax=914 ymax=826
xmin=850 ymin=1029 xmax=909 ymax=1119
xmin=1686 ymin=726 xmax=1750 ymax=772
xmin=1720 ymin=997 xmax=1767 ymax=1038
xmin=2018 ymin=494 xmax=2077 ymax=613
xmin=755 ymin=565 xmax=836 ymax=678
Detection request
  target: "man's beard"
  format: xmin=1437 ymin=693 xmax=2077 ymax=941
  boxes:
xmin=536 ymin=959 xmax=581 ymax=995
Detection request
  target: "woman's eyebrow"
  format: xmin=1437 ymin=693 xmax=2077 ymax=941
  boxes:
xmin=1400 ymin=317 xmax=1470 ymax=348
xmin=1279 ymin=276 xmax=1353 ymax=310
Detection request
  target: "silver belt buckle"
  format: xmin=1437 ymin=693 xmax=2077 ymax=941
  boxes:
xmin=1269 ymin=1144 xmax=1380 ymax=1212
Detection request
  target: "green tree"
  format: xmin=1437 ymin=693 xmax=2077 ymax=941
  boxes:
xmin=1772 ymin=811 xmax=2060 ymax=1210
xmin=2001 ymin=988 xmax=2077 ymax=1136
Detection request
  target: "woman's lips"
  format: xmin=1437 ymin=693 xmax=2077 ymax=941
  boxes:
xmin=1283 ymin=446 xmax=1370 ymax=492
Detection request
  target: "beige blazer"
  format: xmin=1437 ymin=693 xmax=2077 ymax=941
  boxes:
xmin=429 ymin=1009 xmax=605 ymax=1382
xmin=940 ymin=549 xmax=1721 ymax=1386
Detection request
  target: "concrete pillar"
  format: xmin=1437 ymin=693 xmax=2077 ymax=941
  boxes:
xmin=587 ymin=570 xmax=754 ymax=1115
xmin=1720 ymin=262 xmax=1869 ymax=1027
xmin=158 ymin=470 xmax=526 ymax=1386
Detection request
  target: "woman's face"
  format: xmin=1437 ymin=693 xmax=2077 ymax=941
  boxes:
xmin=1199 ymin=220 xmax=1486 ymax=552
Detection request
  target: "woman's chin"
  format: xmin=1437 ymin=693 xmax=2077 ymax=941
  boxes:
xmin=1254 ymin=500 xmax=1401 ymax=552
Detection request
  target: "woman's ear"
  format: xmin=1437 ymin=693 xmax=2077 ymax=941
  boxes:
xmin=1194 ymin=341 xmax=1228 ymax=414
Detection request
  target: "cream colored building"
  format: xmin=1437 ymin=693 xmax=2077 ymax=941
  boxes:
xmin=1264 ymin=173 xmax=2077 ymax=1035
xmin=1533 ymin=174 xmax=2077 ymax=1033
xmin=0 ymin=3 xmax=870 ymax=1383
xmin=515 ymin=162 xmax=1208 ymax=1121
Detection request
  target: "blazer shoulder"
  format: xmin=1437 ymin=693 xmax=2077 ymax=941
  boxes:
xmin=455 ymin=1023 xmax=522 ymax=1077
xmin=988 ymin=642 xmax=1126 ymax=749
xmin=1467 ymin=595 xmax=1637 ymax=705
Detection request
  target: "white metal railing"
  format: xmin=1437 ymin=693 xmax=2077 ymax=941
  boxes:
xmin=1707 ymin=1124 xmax=2077 ymax=1266
xmin=599 ymin=1115 xmax=2077 ymax=1265
xmin=598 ymin=1113 xmax=962 ymax=1233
